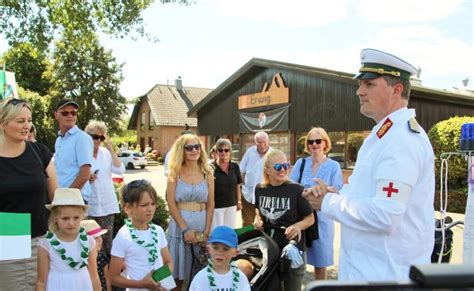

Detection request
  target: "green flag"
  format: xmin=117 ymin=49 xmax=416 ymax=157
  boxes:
xmin=0 ymin=212 xmax=31 ymax=260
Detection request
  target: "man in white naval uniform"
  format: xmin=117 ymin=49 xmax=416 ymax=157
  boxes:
xmin=303 ymin=48 xmax=435 ymax=281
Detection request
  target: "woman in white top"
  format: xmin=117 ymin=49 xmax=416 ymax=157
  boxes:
xmin=85 ymin=120 xmax=125 ymax=254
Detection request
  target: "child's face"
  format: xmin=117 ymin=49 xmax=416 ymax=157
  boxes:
xmin=56 ymin=206 xmax=84 ymax=237
xmin=124 ymin=191 xmax=156 ymax=225
xmin=207 ymin=242 xmax=238 ymax=268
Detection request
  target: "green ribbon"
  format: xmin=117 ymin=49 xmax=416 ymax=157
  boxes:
xmin=46 ymin=227 xmax=89 ymax=270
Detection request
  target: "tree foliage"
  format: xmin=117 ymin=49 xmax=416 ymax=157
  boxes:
xmin=0 ymin=0 xmax=193 ymax=50
xmin=50 ymin=32 xmax=126 ymax=133
xmin=0 ymin=0 xmax=154 ymax=51
xmin=0 ymin=42 xmax=53 ymax=96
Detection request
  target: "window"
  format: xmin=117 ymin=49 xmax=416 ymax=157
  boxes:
xmin=140 ymin=112 xmax=145 ymax=131
xmin=149 ymin=110 xmax=155 ymax=130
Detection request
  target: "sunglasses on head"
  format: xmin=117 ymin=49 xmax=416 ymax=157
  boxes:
xmin=307 ymin=139 xmax=323 ymax=145
xmin=218 ymin=148 xmax=230 ymax=153
xmin=184 ymin=144 xmax=201 ymax=152
xmin=7 ymin=98 xmax=27 ymax=106
xmin=272 ymin=162 xmax=290 ymax=171
xmin=124 ymin=179 xmax=152 ymax=202
xmin=59 ymin=110 xmax=78 ymax=117
xmin=89 ymin=133 xmax=105 ymax=141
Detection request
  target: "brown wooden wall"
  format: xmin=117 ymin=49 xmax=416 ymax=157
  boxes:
xmin=196 ymin=66 xmax=474 ymax=135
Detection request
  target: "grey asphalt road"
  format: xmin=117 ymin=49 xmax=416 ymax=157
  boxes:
xmin=122 ymin=164 xmax=465 ymax=290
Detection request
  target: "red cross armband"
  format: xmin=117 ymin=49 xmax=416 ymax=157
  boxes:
xmin=375 ymin=180 xmax=412 ymax=204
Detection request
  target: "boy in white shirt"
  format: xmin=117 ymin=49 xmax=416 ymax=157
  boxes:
xmin=189 ymin=226 xmax=250 ymax=291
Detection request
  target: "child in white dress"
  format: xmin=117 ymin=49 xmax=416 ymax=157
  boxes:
xmin=36 ymin=188 xmax=101 ymax=291
xmin=109 ymin=179 xmax=173 ymax=290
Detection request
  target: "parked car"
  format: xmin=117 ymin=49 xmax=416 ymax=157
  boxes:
xmin=118 ymin=150 xmax=147 ymax=169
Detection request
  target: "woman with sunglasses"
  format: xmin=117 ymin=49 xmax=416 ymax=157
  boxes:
xmin=0 ymin=98 xmax=58 ymax=289
xmin=254 ymin=149 xmax=314 ymax=290
xmin=166 ymin=133 xmax=214 ymax=290
xmin=210 ymin=138 xmax=242 ymax=229
xmin=85 ymin=120 xmax=125 ymax=255
xmin=289 ymin=127 xmax=343 ymax=280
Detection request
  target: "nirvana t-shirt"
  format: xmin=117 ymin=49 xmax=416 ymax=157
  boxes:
xmin=0 ymin=142 xmax=52 ymax=238
xmin=255 ymin=182 xmax=313 ymax=251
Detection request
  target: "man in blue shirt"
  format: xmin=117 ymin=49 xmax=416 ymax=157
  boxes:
xmin=54 ymin=99 xmax=94 ymax=203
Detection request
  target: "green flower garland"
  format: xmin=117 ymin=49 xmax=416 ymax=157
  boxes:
xmin=206 ymin=259 xmax=239 ymax=290
xmin=45 ymin=227 xmax=89 ymax=270
xmin=125 ymin=218 xmax=159 ymax=265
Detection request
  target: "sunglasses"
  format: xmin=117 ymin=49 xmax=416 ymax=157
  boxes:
xmin=272 ymin=162 xmax=290 ymax=171
xmin=58 ymin=110 xmax=78 ymax=117
xmin=218 ymin=148 xmax=230 ymax=153
xmin=7 ymin=98 xmax=27 ymax=106
xmin=89 ymin=133 xmax=105 ymax=141
xmin=124 ymin=179 xmax=152 ymax=202
xmin=184 ymin=144 xmax=201 ymax=152
xmin=307 ymin=139 xmax=323 ymax=145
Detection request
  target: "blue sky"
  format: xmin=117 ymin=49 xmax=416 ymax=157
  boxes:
xmin=1 ymin=0 xmax=473 ymax=99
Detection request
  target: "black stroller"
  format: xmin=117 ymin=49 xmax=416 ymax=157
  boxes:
xmin=236 ymin=229 xmax=297 ymax=291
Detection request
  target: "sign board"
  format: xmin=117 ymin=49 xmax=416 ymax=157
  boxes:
xmin=238 ymin=73 xmax=289 ymax=109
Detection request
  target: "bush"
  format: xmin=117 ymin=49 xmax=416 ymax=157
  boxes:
xmin=113 ymin=194 xmax=170 ymax=238
xmin=428 ymin=116 xmax=474 ymax=188
xmin=433 ymin=187 xmax=467 ymax=214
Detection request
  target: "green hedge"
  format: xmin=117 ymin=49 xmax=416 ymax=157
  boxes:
xmin=428 ymin=116 xmax=474 ymax=188
xmin=428 ymin=116 xmax=474 ymax=214
xmin=433 ymin=187 xmax=467 ymax=214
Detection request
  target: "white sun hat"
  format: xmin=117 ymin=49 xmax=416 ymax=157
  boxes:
xmin=45 ymin=188 xmax=89 ymax=211
xmin=80 ymin=219 xmax=108 ymax=238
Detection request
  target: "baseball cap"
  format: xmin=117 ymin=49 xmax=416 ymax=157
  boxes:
xmin=208 ymin=226 xmax=238 ymax=248
xmin=56 ymin=98 xmax=79 ymax=111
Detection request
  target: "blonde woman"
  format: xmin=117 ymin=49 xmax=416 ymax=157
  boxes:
xmin=85 ymin=120 xmax=125 ymax=254
xmin=289 ymin=127 xmax=343 ymax=280
xmin=254 ymin=149 xmax=314 ymax=291
xmin=166 ymin=134 xmax=214 ymax=290
xmin=0 ymin=98 xmax=58 ymax=289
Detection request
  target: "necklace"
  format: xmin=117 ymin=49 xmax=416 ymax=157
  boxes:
xmin=45 ymin=227 xmax=89 ymax=270
xmin=125 ymin=218 xmax=158 ymax=265
xmin=206 ymin=259 xmax=239 ymax=290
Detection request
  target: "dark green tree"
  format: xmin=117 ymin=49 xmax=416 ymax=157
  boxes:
xmin=0 ymin=42 xmax=53 ymax=96
xmin=50 ymin=32 xmax=126 ymax=133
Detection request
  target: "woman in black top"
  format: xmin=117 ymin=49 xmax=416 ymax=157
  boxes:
xmin=254 ymin=149 xmax=314 ymax=290
xmin=211 ymin=138 xmax=242 ymax=229
xmin=0 ymin=98 xmax=58 ymax=289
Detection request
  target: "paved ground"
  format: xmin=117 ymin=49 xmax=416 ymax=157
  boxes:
xmin=123 ymin=164 xmax=466 ymax=290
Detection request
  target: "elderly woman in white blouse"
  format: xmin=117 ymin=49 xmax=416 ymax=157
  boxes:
xmin=85 ymin=120 xmax=125 ymax=254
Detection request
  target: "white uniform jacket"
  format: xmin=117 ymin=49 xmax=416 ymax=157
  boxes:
xmin=322 ymin=108 xmax=435 ymax=281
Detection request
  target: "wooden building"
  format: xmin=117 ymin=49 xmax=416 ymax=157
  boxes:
xmin=128 ymin=78 xmax=212 ymax=157
xmin=189 ymin=58 xmax=474 ymax=170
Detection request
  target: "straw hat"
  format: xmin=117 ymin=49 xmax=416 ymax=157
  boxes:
xmin=80 ymin=220 xmax=108 ymax=238
xmin=45 ymin=188 xmax=89 ymax=210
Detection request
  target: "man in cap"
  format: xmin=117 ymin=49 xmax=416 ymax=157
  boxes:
xmin=54 ymin=99 xmax=94 ymax=203
xmin=303 ymin=48 xmax=435 ymax=281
